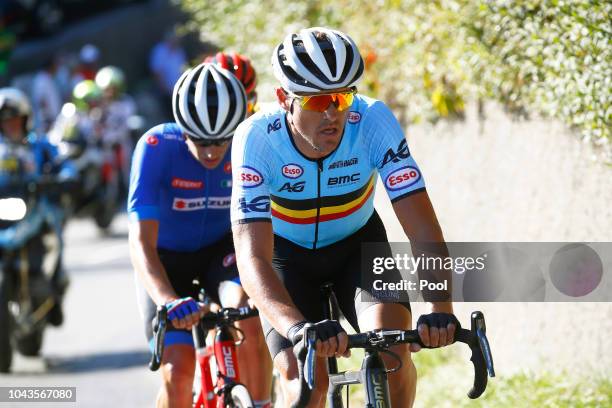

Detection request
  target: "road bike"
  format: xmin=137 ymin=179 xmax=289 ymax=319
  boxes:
xmin=291 ymin=283 xmax=496 ymax=407
xmin=149 ymin=297 xmax=258 ymax=408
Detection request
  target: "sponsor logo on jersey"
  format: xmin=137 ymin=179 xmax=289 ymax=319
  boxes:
xmin=328 ymin=157 xmax=358 ymax=170
xmin=380 ymin=139 xmax=410 ymax=169
xmin=278 ymin=181 xmax=305 ymax=193
xmin=146 ymin=135 xmax=158 ymax=146
xmin=172 ymin=196 xmax=231 ymax=210
xmin=384 ymin=166 xmax=421 ymax=191
xmin=172 ymin=197 xmax=206 ymax=211
xmin=238 ymin=166 xmax=263 ymax=188
xmin=223 ymin=162 xmax=232 ymax=174
xmin=207 ymin=196 xmax=231 ymax=209
xmin=281 ymin=163 xmax=304 ymax=179
xmin=222 ymin=253 xmax=236 ymax=268
xmin=238 ymin=195 xmax=270 ymax=213
xmin=267 ymin=118 xmax=281 ymax=134
xmin=220 ymin=179 xmax=232 ymax=188
xmin=171 ymin=177 xmax=203 ymax=190
xmin=347 ymin=111 xmax=361 ymax=124
xmin=328 ymin=173 xmax=360 ymax=187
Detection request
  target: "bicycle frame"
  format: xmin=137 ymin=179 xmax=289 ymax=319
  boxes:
xmin=193 ymin=322 xmax=241 ymax=408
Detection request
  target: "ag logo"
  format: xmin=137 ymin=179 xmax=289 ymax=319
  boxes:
xmin=267 ymin=118 xmax=281 ymax=134
xmin=238 ymin=166 xmax=263 ymax=188
xmin=385 ymin=166 xmax=421 ymax=191
xmin=281 ymin=163 xmax=303 ymax=179
xmin=347 ymin=111 xmax=361 ymax=124
xmin=380 ymin=139 xmax=410 ymax=169
xmin=279 ymin=181 xmax=305 ymax=193
xmin=238 ymin=196 xmax=270 ymax=213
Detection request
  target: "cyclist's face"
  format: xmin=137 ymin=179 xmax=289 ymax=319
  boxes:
xmin=277 ymin=88 xmax=349 ymax=158
xmin=185 ymin=137 xmax=230 ymax=169
xmin=0 ymin=116 xmax=26 ymax=143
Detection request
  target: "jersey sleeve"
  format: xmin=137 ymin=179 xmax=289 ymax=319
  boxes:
xmin=127 ymin=127 xmax=168 ymax=222
xmin=230 ymin=120 xmax=273 ymax=225
xmin=364 ymin=101 xmax=426 ymax=202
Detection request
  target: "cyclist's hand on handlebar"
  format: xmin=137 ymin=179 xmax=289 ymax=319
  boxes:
xmin=287 ymin=320 xmax=350 ymax=358
xmin=165 ymin=297 xmax=208 ymax=330
xmin=412 ymin=313 xmax=460 ymax=352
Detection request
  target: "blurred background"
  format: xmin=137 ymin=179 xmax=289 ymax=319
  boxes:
xmin=0 ymin=0 xmax=610 ymax=406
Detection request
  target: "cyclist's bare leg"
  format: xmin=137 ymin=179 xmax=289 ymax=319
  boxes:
xmin=158 ymin=344 xmax=196 ymax=408
xmin=274 ymin=349 xmax=329 ymax=408
xmin=358 ymin=303 xmax=416 ymax=408
xmin=219 ymin=281 xmax=273 ymax=403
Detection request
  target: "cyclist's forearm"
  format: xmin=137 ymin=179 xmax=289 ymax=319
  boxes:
xmin=238 ymin=254 xmax=305 ymax=337
xmin=129 ymin=236 xmax=176 ymax=305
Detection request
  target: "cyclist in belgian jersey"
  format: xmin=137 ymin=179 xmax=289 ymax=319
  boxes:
xmin=231 ymin=28 xmax=458 ymax=407
xmin=129 ymin=62 xmax=272 ymax=408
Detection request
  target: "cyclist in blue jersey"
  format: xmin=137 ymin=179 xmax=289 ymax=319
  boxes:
xmin=128 ymin=63 xmax=272 ymax=408
xmin=231 ymin=28 xmax=458 ymax=407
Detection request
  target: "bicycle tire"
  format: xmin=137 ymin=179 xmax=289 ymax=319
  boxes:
xmin=228 ymin=384 xmax=254 ymax=408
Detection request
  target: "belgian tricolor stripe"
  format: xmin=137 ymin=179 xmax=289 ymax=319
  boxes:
xmin=271 ymin=173 xmax=375 ymax=224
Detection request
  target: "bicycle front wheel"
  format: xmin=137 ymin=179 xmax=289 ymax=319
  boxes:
xmin=228 ymin=384 xmax=254 ymax=408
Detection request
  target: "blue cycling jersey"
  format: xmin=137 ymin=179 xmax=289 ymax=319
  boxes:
xmin=128 ymin=123 xmax=233 ymax=252
xmin=230 ymin=94 xmax=426 ymax=249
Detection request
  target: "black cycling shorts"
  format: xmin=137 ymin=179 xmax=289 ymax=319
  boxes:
xmin=136 ymin=232 xmax=240 ymax=349
xmin=262 ymin=211 xmax=411 ymax=359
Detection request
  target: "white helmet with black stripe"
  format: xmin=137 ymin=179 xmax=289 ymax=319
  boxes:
xmin=272 ymin=27 xmax=364 ymax=93
xmin=172 ymin=63 xmax=247 ymax=141
xmin=0 ymin=87 xmax=33 ymax=132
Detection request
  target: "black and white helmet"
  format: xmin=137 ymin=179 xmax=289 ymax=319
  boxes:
xmin=172 ymin=63 xmax=247 ymax=141
xmin=272 ymin=27 xmax=364 ymax=93
xmin=0 ymin=87 xmax=33 ymax=132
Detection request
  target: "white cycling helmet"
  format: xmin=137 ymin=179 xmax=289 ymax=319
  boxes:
xmin=172 ymin=63 xmax=247 ymax=141
xmin=0 ymin=87 xmax=33 ymax=132
xmin=272 ymin=27 xmax=364 ymax=94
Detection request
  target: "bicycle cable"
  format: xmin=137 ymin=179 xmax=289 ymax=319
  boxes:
xmin=379 ymin=348 xmax=403 ymax=374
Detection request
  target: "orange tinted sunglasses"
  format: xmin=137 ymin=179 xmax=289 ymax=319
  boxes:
xmin=288 ymin=88 xmax=356 ymax=112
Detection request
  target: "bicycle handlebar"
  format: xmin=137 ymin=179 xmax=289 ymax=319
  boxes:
xmin=148 ymin=305 xmax=259 ymax=372
xmin=293 ymin=311 xmax=495 ymax=407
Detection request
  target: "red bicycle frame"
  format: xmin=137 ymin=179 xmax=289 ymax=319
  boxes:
xmin=194 ymin=325 xmax=241 ymax=408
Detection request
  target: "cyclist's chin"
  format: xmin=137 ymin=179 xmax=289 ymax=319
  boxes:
xmin=199 ymin=157 xmax=222 ymax=169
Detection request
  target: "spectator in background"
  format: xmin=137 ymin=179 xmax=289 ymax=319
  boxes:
xmin=31 ymin=57 xmax=62 ymax=133
xmin=72 ymin=44 xmax=100 ymax=85
xmin=149 ymin=30 xmax=186 ymax=121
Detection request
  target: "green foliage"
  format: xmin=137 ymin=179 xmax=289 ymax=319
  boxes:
xmin=180 ymin=0 xmax=610 ymax=141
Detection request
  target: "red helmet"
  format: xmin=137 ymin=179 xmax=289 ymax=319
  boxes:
xmin=204 ymin=52 xmax=257 ymax=97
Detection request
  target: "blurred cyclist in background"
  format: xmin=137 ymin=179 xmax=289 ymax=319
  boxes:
xmin=129 ymin=62 xmax=272 ymax=408
xmin=95 ymin=65 xmax=137 ymax=191
xmin=0 ymin=87 xmax=75 ymax=325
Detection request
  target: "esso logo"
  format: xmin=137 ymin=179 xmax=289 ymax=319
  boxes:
xmin=347 ymin=111 xmax=361 ymax=124
xmin=146 ymin=135 xmax=158 ymax=146
xmin=385 ymin=166 xmax=421 ymax=191
xmin=238 ymin=166 xmax=263 ymax=188
xmin=281 ymin=163 xmax=304 ymax=179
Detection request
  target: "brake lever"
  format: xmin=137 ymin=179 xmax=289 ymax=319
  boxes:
xmin=304 ymin=327 xmax=317 ymax=390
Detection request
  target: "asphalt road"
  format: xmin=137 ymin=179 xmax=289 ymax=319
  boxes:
xmin=0 ymin=214 xmax=159 ymax=407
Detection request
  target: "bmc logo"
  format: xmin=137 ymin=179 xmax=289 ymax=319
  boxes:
xmin=328 ymin=173 xmax=360 ymax=186
xmin=222 ymin=346 xmax=236 ymax=378
xmin=238 ymin=195 xmax=270 ymax=213
xmin=385 ymin=166 xmax=421 ymax=191
xmin=380 ymin=139 xmax=410 ymax=169
xmin=238 ymin=166 xmax=263 ymax=188
xmin=281 ymin=163 xmax=303 ymax=179
xmin=347 ymin=111 xmax=361 ymax=124
xmin=171 ymin=177 xmax=203 ymax=190
xmin=267 ymin=118 xmax=281 ymax=134
xmin=279 ymin=181 xmax=305 ymax=193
